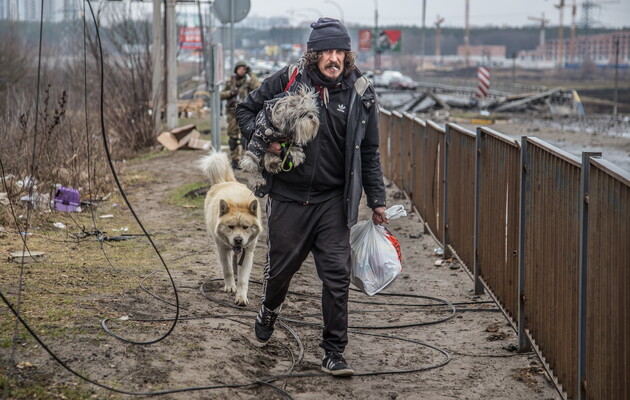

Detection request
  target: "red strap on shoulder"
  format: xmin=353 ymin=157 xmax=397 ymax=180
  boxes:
xmin=283 ymin=67 xmax=299 ymax=92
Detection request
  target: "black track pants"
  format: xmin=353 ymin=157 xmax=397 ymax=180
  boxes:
xmin=262 ymin=196 xmax=351 ymax=353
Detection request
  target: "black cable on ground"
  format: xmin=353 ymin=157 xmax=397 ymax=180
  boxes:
xmin=0 ymin=289 xmax=294 ymax=398
xmin=200 ymin=278 xmax=457 ymax=330
xmin=84 ymin=0 xmax=180 ymax=345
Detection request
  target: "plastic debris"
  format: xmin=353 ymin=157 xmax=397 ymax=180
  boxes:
xmin=53 ymin=187 xmax=81 ymax=212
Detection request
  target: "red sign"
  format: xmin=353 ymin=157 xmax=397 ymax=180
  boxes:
xmin=358 ymin=29 xmax=372 ymax=52
xmin=378 ymin=30 xmax=401 ymax=52
xmin=179 ymin=27 xmax=202 ymax=50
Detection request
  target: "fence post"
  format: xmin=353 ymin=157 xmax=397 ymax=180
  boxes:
xmin=577 ymin=152 xmax=601 ymax=400
xmin=408 ymin=115 xmax=415 ymax=208
xmin=401 ymin=116 xmax=406 ymax=192
xmin=423 ymin=121 xmax=429 ymax=234
xmin=386 ymin=113 xmax=393 ymax=181
xmin=443 ymin=125 xmax=452 ymax=260
xmin=518 ymin=136 xmax=531 ymax=352
xmin=473 ymin=128 xmax=484 ymax=294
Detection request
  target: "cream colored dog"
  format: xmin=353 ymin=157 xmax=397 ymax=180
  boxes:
xmin=198 ymin=150 xmax=262 ymax=306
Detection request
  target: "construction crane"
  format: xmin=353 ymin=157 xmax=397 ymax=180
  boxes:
xmin=554 ymin=0 xmax=619 ymax=64
xmin=434 ymin=15 xmax=445 ymax=58
xmin=528 ymin=13 xmax=550 ymax=47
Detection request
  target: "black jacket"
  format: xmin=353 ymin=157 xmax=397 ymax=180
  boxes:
xmin=236 ymin=65 xmax=386 ymax=227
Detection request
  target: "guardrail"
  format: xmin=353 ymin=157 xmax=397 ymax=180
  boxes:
xmin=415 ymin=78 xmax=548 ymax=95
xmin=379 ymin=109 xmax=630 ymax=400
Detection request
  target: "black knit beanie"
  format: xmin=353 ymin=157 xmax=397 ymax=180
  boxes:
xmin=307 ymin=17 xmax=351 ymax=52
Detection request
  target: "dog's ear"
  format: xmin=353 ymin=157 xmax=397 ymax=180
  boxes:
xmin=248 ymin=200 xmax=258 ymax=216
xmin=219 ymin=199 xmax=230 ymax=216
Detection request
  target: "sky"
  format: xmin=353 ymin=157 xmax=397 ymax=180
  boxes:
xmin=246 ymin=0 xmax=630 ymax=29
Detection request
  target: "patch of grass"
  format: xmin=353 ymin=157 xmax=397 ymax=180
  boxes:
xmin=167 ymin=181 xmax=209 ymax=209
xmin=120 ymin=170 xmax=157 ymax=187
xmin=127 ymin=148 xmax=169 ymax=164
xmin=0 ymin=374 xmax=95 ymax=400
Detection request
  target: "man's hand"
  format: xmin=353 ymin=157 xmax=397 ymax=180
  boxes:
xmin=231 ymin=88 xmax=239 ymax=97
xmin=372 ymin=206 xmax=389 ymax=225
xmin=267 ymin=142 xmax=282 ymax=155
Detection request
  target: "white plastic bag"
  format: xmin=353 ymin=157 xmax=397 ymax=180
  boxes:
xmin=350 ymin=205 xmax=406 ymax=296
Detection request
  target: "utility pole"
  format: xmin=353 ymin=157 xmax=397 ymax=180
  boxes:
xmin=420 ymin=0 xmax=426 ymax=76
xmin=528 ymin=13 xmax=550 ymax=47
xmin=165 ymin=0 xmax=177 ymax=130
xmin=464 ymin=0 xmax=470 ymax=68
xmin=230 ymin=0 xmax=235 ymax=71
xmin=435 ymin=15 xmax=445 ymax=58
xmin=555 ymin=0 xmax=565 ymax=68
xmin=569 ymin=0 xmax=577 ymax=63
xmin=151 ymin=0 xmax=163 ymax=135
xmin=613 ymin=35 xmax=619 ymax=118
xmin=374 ymin=0 xmax=379 ymax=72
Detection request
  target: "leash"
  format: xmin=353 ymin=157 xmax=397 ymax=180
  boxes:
xmin=234 ymin=249 xmax=246 ymax=266
xmin=280 ymin=142 xmax=295 ymax=172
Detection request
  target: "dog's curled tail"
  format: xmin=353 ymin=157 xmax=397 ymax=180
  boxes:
xmin=197 ymin=150 xmax=236 ymax=185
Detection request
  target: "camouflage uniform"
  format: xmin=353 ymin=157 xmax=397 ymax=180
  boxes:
xmin=220 ymin=61 xmax=260 ymax=165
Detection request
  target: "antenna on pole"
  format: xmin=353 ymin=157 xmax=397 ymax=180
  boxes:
xmin=528 ymin=13 xmax=550 ymax=47
xmin=435 ymin=15 xmax=445 ymax=58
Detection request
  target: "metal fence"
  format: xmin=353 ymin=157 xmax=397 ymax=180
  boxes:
xmin=379 ymin=110 xmax=630 ymax=400
xmin=443 ymin=124 xmax=476 ymax=274
xmin=475 ymin=128 xmax=521 ymax=324
xmin=424 ymin=121 xmax=446 ymax=238
xmin=520 ymin=137 xmax=582 ymax=400
xmin=390 ymin=111 xmax=404 ymax=189
xmin=580 ymin=157 xmax=630 ymax=400
xmin=410 ymin=116 xmax=427 ymax=220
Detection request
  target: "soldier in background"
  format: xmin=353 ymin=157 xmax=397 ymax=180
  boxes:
xmin=221 ymin=60 xmax=261 ymax=169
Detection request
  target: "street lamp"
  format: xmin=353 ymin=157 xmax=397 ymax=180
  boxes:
xmin=324 ymin=0 xmax=344 ymax=22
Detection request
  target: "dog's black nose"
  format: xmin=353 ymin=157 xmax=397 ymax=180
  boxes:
xmin=234 ymin=237 xmax=243 ymax=245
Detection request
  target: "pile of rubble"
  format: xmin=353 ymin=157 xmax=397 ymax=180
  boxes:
xmin=378 ymin=87 xmax=585 ymax=117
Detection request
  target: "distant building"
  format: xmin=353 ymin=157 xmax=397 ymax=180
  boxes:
xmin=457 ymin=45 xmax=507 ymax=58
xmin=0 ymin=0 xmax=80 ymax=22
xmin=520 ymin=30 xmax=630 ymax=67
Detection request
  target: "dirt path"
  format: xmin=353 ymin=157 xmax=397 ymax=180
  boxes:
xmin=90 ymin=149 xmax=559 ymax=399
xmin=1 ymin=145 xmax=563 ymax=399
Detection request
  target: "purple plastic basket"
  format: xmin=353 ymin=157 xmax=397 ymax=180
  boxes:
xmin=54 ymin=187 xmax=80 ymax=212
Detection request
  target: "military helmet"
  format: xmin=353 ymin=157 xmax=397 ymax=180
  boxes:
xmin=234 ymin=60 xmax=248 ymax=73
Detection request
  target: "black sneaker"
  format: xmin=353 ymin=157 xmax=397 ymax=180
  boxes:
xmin=255 ymin=305 xmax=280 ymax=343
xmin=321 ymin=351 xmax=355 ymax=377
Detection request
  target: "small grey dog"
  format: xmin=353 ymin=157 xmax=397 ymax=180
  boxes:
xmin=240 ymin=85 xmax=320 ymax=189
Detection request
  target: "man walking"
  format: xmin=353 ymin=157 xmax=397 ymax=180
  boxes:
xmin=221 ymin=60 xmax=260 ymax=169
xmin=236 ymin=17 xmax=388 ymax=377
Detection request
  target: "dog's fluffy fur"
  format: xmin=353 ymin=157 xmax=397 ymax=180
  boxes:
xmin=198 ymin=150 xmax=262 ymax=306
xmin=240 ymin=85 xmax=320 ymax=189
